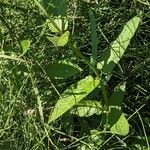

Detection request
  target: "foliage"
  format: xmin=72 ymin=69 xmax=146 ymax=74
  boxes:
xmin=0 ymin=0 xmax=150 ymax=149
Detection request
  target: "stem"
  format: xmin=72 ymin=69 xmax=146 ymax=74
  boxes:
xmin=34 ymin=0 xmax=62 ymax=35
xmin=68 ymin=41 xmax=100 ymax=79
xmin=101 ymin=83 xmax=109 ymax=107
xmin=68 ymin=41 xmax=109 ymax=109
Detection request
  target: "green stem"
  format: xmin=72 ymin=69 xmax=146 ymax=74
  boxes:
xmin=34 ymin=0 xmax=62 ymax=35
xmin=68 ymin=41 xmax=100 ymax=79
xmin=68 ymin=41 xmax=109 ymax=108
xmin=101 ymin=83 xmax=109 ymax=108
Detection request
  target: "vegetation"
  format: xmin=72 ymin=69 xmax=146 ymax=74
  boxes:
xmin=0 ymin=0 xmax=150 ymax=149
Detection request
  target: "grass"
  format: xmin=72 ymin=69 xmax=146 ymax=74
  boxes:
xmin=0 ymin=0 xmax=150 ymax=149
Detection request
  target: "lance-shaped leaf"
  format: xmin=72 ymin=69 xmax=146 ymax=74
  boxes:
xmin=103 ymin=83 xmax=129 ymax=136
xmin=48 ymin=76 xmax=100 ymax=123
xmin=97 ymin=16 xmax=141 ymax=79
xmin=46 ymin=60 xmax=82 ymax=79
xmin=89 ymin=9 xmax=98 ymax=66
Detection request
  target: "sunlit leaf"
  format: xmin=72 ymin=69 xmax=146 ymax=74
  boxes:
xmin=103 ymin=83 xmax=129 ymax=136
xmin=48 ymin=76 xmax=100 ymax=123
xmin=47 ymin=31 xmax=69 ymax=47
xmin=71 ymin=100 xmax=102 ymax=117
xmin=20 ymin=39 xmax=31 ymax=55
xmin=97 ymin=16 xmax=141 ymax=80
xmin=110 ymin=112 xmax=129 ymax=136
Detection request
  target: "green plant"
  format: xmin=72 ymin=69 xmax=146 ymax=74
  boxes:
xmin=1 ymin=0 xmax=149 ymax=149
xmin=34 ymin=0 xmax=141 ymax=136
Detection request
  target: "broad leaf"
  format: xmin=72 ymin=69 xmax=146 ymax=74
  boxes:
xmin=110 ymin=112 xmax=129 ymax=136
xmin=103 ymin=83 xmax=129 ymax=136
xmin=71 ymin=100 xmax=102 ymax=117
xmin=47 ymin=31 xmax=69 ymax=47
xmin=48 ymin=76 xmax=100 ymax=123
xmin=46 ymin=60 xmax=82 ymax=79
xmin=97 ymin=16 xmax=141 ymax=79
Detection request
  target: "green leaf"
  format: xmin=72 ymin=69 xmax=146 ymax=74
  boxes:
xmin=71 ymin=100 xmax=102 ymax=117
xmin=89 ymin=9 xmax=98 ymax=66
xmin=47 ymin=18 xmax=68 ymax=33
xmin=97 ymin=16 xmax=141 ymax=78
xmin=103 ymin=83 xmax=129 ymax=136
xmin=42 ymin=0 xmax=67 ymax=17
xmin=46 ymin=60 xmax=82 ymax=79
xmin=47 ymin=31 xmax=69 ymax=47
xmin=20 ymin=39 xmax=31 ymax=55
xmin=48 ymin=76 xmax=100 ymax=123
xmin=110 ymin=112 xmax=129 ymax=136
xmin=77 ymin=130 xmax=104 ymax=150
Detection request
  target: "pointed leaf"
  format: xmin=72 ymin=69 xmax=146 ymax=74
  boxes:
xmin=89 ymin=9 xmax=98 ymax=66
xmin=103 ymin=83 xmax=129 ymax=135
xmin=110 ymin=112 xmax=129 ymax=136
xmin=48 ymin=76 xmax=100 ymax=123
xmin=47 ymin=18 xmax=68 ymax=33
xmin=46 ymin=60 xmax=82 ymax=79
xmin=97 ymin=16 xmax=141 ymax=78
xmin=47 ymin=31 xmax=69 ymax=47
xmin=71 ymin=100 xmax=102 ymax=117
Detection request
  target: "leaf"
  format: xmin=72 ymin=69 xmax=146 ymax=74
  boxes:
xmin=89 ymin=9 xmax=98 ymax=66
xmin=110 ymin=112 xmax=129 ymax=136
xmin=97 ymin=16 xmax=141 ymax=79
xmin=103 ymin=83 xmax=129 ymax=136
xmin=47 ymin=18 xmax=68 ymax=33
xmin=47 ymin=31 xmax=69 ymax=47
xmin=20 ymin=39 xmax=31 ymax=55
xmin=71 ymin=100 xmax=102 ymax=117
xmin=46 ymin=61 xmax=82 ymax=79
xmin=77 ymin=130 xmax=104 ymax=150
xmin=48 ymin=76 xmax=100 ymax=123
xmin=42 ymin=0 xmax=67 ymax=17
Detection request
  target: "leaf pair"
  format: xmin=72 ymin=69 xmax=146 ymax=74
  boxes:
xmin=48 ymin=76 xmax=100 ymax=123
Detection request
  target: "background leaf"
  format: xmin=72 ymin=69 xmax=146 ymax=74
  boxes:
xmin=20 ymin=39 xmax=31 ymax=55
xmin=110 ymin=112 xmax=129 ymax=136
xmin=48 ymin=76 xmax=100 ymax=123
